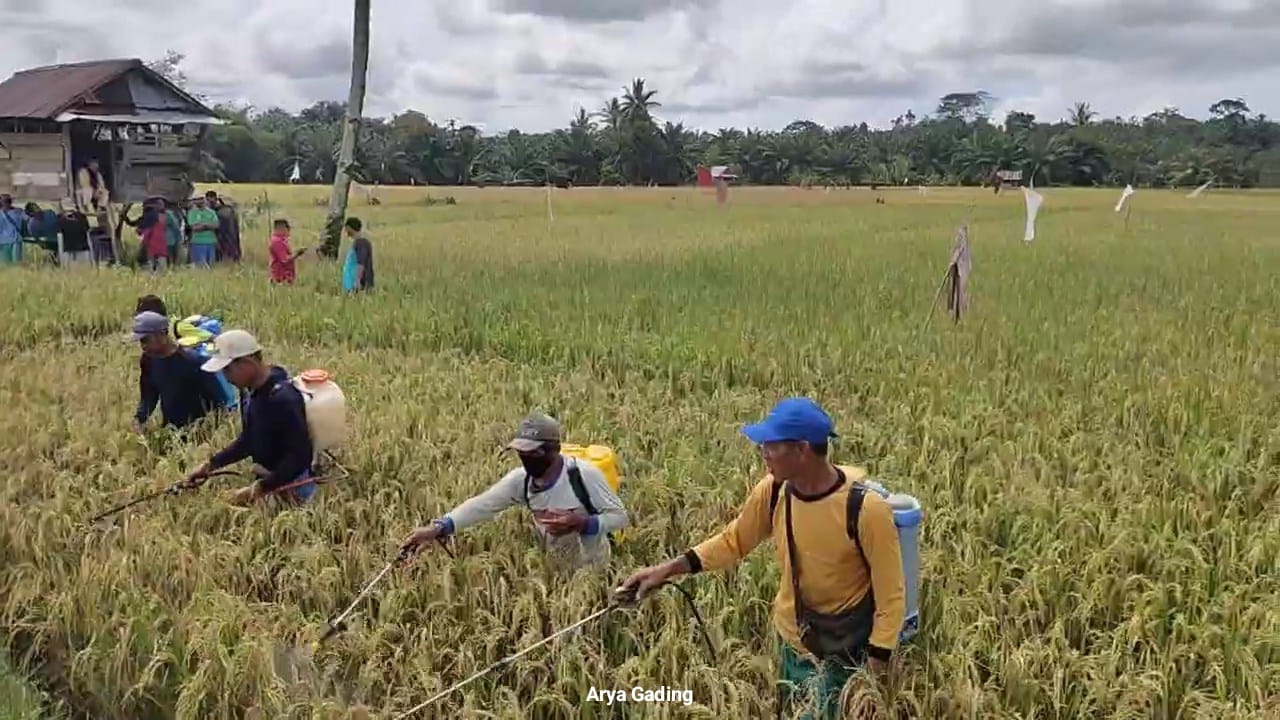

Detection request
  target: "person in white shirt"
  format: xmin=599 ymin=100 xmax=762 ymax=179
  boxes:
xmin=401 ymin=413 xmax=629 ymax=568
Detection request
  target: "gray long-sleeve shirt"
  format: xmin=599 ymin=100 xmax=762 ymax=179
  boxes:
xmin=441 ymin=458 xmax=628 ymax=568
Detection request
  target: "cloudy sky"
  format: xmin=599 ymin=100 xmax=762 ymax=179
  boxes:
xmin=3 ymin=0 xmax=1278 ymax=132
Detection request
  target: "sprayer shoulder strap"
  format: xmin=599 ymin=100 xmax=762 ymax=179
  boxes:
xmin=522 ymin=463 xmax=598 ymax=513
xmin=846 ymin=482 xmax=867 ymax=564
xmin=770 ymin=472 xmax=867 ymax=558
xmin=565 ymin=462 xmax=598 ymax=516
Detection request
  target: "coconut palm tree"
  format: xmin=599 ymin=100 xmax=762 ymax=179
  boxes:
xmin=1070 ymin=101 xmax=1096 ymax=127
xmin=621 ymin=78 xmax=660 ymax=123
xmin=595 ymin=98 xmax=624 ymax=132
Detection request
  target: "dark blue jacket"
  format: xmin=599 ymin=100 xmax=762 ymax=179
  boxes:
xmin=209 ymin=366 xmax=313 ymax=491
xmin=135 ymin=348 xmax=227 ymax=429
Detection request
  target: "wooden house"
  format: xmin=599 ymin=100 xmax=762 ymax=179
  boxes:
xmin=0 ymin=58 xmax=223 ymax=208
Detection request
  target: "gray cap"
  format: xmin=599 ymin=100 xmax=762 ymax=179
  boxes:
xmin=506 ymin=412 xmax=562 ymax=452
xmin=130 ymin=311 xmax=170 ymax=340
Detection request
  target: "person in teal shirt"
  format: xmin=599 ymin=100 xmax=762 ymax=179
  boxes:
xmin=186 ymin=196 xmax=220 ymax=267
xmin=341 ymin=216 xmax=375 ymax=293
xmin=0 ymin=194 xmax=24 ymax=264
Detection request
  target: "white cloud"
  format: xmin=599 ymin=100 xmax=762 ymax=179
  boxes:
xmin=0 ymin=0 xmax=1276 ymax=132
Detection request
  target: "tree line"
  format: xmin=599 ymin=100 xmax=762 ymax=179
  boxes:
xmin=196 ymin=81 xmax=1280 ymax=189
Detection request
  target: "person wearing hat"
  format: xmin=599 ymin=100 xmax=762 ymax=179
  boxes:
xmin=180 ymin=329 xmax=316 ymax=506
xmin=400 ymin=412 xmax=629 ymax=569
xmin=615 ymin=398 xmax=906 ymax=720
xmin=130 ymin=311 xmax=228 ymax=434
xmin=186 ymin=195 xmax=220 ymax=267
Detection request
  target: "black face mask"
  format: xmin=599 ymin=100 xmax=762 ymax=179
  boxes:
xmin=520 ymin=453 xmax=554 ymax=479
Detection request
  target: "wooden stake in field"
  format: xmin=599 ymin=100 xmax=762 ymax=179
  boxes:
xmin=546 ymin=182 xmax=554 ymax=225
xmin=923 ymin=224 xmax=972 ymax=331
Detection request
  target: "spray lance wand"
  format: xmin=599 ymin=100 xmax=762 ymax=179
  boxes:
xmin=317 ymin=536 xmax=456 ymax=646
xmin=389 ymin=580 xmax=719 ymax=719
xmin=87 ymin=469 xmax=241 ymax=524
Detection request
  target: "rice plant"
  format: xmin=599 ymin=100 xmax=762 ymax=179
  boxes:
xmin=0 ymin=185 xmax=1276 ymax=719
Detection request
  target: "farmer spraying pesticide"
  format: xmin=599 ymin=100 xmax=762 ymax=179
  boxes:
xmin=129 ymin=311 xmax=229 ymax=435
xmin=134 ymin=295 xmax=240 ymax=411
xmin=617 ymin=398 xmax=918 ymax=720
xmin=180 ymin=329 xmax=325 ymax=506
xmin=401 ymin=412 xmax=629 ymax=569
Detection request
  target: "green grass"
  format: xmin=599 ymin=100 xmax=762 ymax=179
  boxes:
xmin=0 ymin=654 xmax=60 ymax=720
xmin=0 ymin=185 xmax=1276 ymax=719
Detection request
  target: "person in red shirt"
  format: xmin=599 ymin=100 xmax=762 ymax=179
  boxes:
xmin=128 ymin=199 xmax=170 ymax=272
xmin=268 ymin=219 xmax=307 ymax=284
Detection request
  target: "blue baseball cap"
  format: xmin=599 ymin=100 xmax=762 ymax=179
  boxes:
xmin=742 ymin=397 xmax=838 ymax=445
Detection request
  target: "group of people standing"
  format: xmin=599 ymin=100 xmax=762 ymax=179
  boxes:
xmin=0 ymin=189 xmax=240 ymax=270
xmin=3 ymin=187 xmax=376 ymax=297
xmin=0 ymin=193 xmax=110 ymax=265
xmin=128 ymin=191 xmax=241 ymax=271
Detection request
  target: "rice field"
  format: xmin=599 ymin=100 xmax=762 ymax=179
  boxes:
xmin=0 ymin=185 xmax=1277 ymax=719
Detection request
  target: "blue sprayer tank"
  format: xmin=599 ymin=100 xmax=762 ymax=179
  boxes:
xmin=174 ymin=315 xmax=239 ymax=410
xmin=863 ymin=478 xmax=922 ymax=643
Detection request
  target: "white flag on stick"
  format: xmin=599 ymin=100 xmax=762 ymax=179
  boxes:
xmin=289 ymin=161 xmax=301 ymax=183
xmin=1023 ymin=186 xmax=1043 ymax=242
xmin=1187 ymin=180 xmax=1212 ymax=198
xmin=1115 ymin=184 xmax=1135 ymax=212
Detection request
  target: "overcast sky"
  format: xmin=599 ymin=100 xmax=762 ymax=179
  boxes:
xmin=3 ymin=0 xmax=1278 ymax=132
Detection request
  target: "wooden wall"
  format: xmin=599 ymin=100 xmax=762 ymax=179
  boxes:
xmin=0 ymin=132 xmax=68 ymax=202
xmin=118 ymin=128 xmax=201 ymax=202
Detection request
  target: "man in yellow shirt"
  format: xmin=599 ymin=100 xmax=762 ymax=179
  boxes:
xmin=618 ymin=398 xmax=906 ymax=719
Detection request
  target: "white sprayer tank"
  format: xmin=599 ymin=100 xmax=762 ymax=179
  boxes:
xmin=862 ymin=479 xmax=923 ymax=643
xmin=292 ymin=369 xmax=346 ymax=456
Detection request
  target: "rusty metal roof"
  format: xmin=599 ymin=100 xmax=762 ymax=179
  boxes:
xmin=0 ymin=58 xmax=214 ymax=121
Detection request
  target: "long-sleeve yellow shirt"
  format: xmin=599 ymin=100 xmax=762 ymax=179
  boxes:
xmin=686 ymin=465 xmax=905 ymax=660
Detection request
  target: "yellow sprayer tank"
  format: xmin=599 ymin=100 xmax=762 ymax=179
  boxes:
xmin=561 ymin=444 xmax=621 ymax=492
xmin=292 ymin=369 xmax=346 ymax=456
